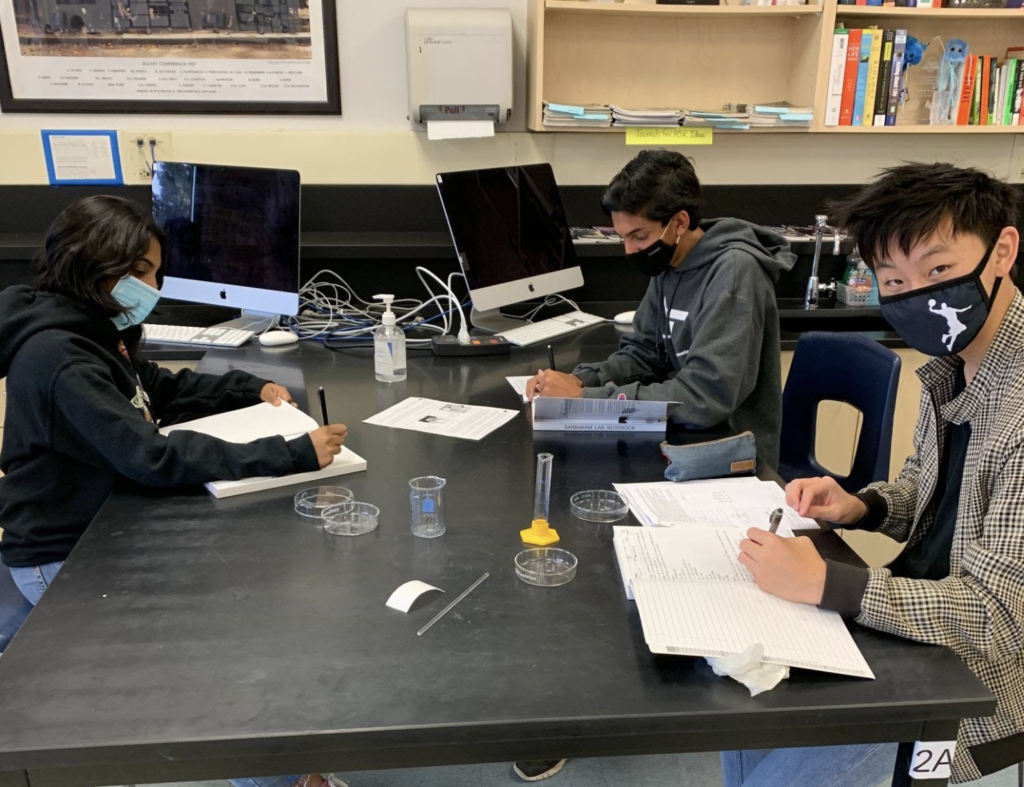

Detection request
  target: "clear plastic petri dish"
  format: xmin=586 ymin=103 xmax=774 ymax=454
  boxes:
xmin=323 ymin=502 xmax=379 ymax=537
xmin=294 ymin=486 xmax=354 ymax=519
xmin=570 ymin=490 xmax=629 ymax=523
xmin=515 ymin=548 xmax=578 ymax=587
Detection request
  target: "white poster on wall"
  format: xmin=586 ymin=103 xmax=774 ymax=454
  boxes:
xmin=0 ymin=0 xmax=339 ymax=112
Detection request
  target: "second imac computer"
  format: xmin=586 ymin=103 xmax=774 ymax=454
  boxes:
xmin=151 ymin=161 xmax=301 ymax=331
xmin=435 ymin=163 xmax=599 ymax=342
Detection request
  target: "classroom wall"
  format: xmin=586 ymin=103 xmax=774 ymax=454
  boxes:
xmin=3 ymin=0 xmax=1024 ymax=187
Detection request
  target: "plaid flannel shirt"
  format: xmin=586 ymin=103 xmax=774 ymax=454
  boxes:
xmin=860 ymin=292 xmax=1024 ymax=783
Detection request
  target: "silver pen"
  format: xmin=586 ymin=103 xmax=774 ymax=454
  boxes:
xmin=768 ymin=508 xmax=784 ymax=535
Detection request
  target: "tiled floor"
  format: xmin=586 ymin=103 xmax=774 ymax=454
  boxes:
xmin=142 ymin=752 xmax=1020 ymax=787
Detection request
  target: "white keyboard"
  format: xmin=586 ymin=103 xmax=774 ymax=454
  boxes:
xmin=142 ymin=324 xmax=255 ymax=348
xmin=497 ymin=311 xmax=606 ymax=347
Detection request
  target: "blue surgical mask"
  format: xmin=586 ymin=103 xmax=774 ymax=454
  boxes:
xmin=110 ymin=275 xmax=161 ymax=330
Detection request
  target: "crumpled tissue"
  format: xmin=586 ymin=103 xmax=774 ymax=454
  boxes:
xmin=706 ymin=644 xmax=790 ymax=697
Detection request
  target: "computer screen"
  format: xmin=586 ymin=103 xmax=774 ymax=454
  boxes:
xmin=151 ymin=162 xmax=301 ymax=317
xmin=435 ymin=163 xmax=583 ymax=314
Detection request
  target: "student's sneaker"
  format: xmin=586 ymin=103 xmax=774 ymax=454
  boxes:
xmin=512 ymin=759 xmax=568 ymax=782
xmin=325 ymin=775 xmax=350 ymax=787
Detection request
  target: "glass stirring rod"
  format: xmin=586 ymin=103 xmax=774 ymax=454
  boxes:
xmin=417 ymin=573 xmax=490 ymax=637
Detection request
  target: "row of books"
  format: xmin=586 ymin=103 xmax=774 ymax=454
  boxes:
xmin=954 ymin=55 xmax=1024 ymax=125
xmin=839 ymin=0 xmax=1024 ymax=6
xmin=543 ymin=101 xmax=812 ymax=130
xmin=824 ymin=27 xmax=907 ymax=126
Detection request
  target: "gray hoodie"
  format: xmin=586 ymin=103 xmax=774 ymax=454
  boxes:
xmin=573 ymin=218 xmax=796 ymax=468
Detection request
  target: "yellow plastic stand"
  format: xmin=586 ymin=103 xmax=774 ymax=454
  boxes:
xmin=521 ymin=518 xmax=560 ymax=546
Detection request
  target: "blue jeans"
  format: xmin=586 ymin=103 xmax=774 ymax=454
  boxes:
xmin=9 ymin=561 xmax=64 ymax=606
xmin=721 ymin=744 xmax=899 ymax=787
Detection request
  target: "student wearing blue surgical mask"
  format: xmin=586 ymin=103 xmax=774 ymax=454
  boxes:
xmin=524 ymin=150 xmax=796 ymax=472
xmin=0 ymin=196 xmax=349 ymax=607
xmin=729 ymin=163 xmax=1024 ymax=786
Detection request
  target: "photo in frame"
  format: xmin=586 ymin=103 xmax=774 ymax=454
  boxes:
xmin=0 ymin=0 xmax=339 ymax=113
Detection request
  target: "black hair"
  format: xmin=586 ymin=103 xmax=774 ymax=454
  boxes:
xmin=828 ymin=163 xmax=1020 ymax=270
xmin=601 ymin=150 xmax=703 ymax=229
xmin=35 ymin=195 xmax=166 ymax=317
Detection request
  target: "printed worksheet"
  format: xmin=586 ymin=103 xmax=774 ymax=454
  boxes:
xmin=506 ymin=376 xmax=532 ymax=403
xmin=612 ymin=526 xmax=873 ymax=679
xmin=363 ymin=397 xmax=518 ymax=441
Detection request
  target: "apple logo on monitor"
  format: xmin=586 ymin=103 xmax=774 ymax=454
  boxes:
xmin=220 ymin=289 xmax=227 ymax=300
xmin=528 ymin=282 xmax=535 ymax=292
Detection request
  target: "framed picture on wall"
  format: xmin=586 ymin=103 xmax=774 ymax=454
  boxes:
xmin=0 ymin=0 xmax=339 ymax=113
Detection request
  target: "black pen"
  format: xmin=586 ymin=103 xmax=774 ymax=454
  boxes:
xmin=768 ymin=507 xmax=784 ymax=535
xmin=318 ymin=386 xmax=329 ymax=426
xmin=548 ymin=345 xmax=557 ymax=373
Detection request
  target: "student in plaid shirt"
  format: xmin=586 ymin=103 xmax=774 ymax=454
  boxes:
xmin=725 ymin=164 xmax=1024 ymax=785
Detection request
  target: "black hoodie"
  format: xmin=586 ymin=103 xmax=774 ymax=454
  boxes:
xmin=0 ymin=286 xmax=319 ymax=568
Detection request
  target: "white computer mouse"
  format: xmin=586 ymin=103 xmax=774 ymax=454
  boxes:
xmin=259 ymin=330 xmax=300 ymax=347
xmin=614 ymin=311 xmax=636 ymax=325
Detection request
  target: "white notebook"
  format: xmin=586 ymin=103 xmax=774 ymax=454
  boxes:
xmin=531 ymin=397 xmax=679 ymax=433
xmin=159 ymin=402 xmax=366 ymax=499
xmin=613 ymin=526 xmax=873 ymax=679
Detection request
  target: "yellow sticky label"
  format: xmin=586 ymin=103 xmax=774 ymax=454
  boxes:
xmin=625 ymin=127 xmax=712 ymax=145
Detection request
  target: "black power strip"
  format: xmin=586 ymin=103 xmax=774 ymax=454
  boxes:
xmin=431 ymin=335 xmax=513 ymax=357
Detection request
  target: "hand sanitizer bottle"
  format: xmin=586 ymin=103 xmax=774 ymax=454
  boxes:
xmin=373 ymin=294 xmax=406 ymax=383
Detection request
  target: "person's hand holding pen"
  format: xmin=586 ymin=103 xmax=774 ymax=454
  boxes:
xmin=738 ymin=507 xmax=826 ymax=606
xmin=309 ymin=385 xmax=348 ymax=469
xmin=525 ymin=370 xmax=584 ymax=401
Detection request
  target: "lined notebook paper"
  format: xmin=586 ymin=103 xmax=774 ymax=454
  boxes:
xmin=159 ymin=402 xmax=366 ymax=499
xmin=614 ymin=526 xmax=873 ymax=679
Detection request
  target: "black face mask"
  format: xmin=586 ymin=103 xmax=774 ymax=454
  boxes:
xmin=626 ymin=224 xmax=679 ymax=277
xmin=878 ymin=240 xmax=1002 ymax=357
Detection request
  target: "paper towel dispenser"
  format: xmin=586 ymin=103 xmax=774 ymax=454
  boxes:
xmin=405 ymin=8 xmax=513 ymax=126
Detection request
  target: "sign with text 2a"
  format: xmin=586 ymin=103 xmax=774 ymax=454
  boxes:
xmin=626 ymin=127 xmax=712 ymax=146
xmin=910 ymin=741 xmax=956 ymax=781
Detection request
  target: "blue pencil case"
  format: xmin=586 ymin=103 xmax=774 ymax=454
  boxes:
xmin=660 ymin=432 xmax=757 ymax=482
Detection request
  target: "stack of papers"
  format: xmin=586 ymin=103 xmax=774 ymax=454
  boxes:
xmin=543 ymin=101 xmax=612 ymax=128
xmin=683 ymin=110 xmax=751 ymax=130
xmin=723 ymin=101 xmax=813 ymax=127
xmin=613 ymin=477 xmax=819 ymax=534
xmin=364 ymin=397 xmax=517 ymax=441
xmin=613 ymin=525 xmax=874 ymax=678
xmin=611 ymin=106 xmax=685 ymax=127
xmin=159 ymin=402 xmax=367 ymax=499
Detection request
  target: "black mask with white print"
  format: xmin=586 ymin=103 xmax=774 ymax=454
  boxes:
xmin=878 ymin=240 xmax=1002 ymax=357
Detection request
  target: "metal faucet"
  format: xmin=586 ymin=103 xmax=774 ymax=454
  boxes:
xmin=804 ymin=214 xmax=841 ymax=309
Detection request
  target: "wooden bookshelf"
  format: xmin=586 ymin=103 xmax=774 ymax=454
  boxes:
xmin=526 ymin=0 xmax=1024 ymax=133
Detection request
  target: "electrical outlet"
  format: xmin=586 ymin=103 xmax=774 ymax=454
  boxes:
xmin=119 ymin=132 xmax=172 ymax=184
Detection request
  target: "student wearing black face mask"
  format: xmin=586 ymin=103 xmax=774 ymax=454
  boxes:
xmin=728 ymin=163 xmax=1024 ymax=786
xmin=524 ymin=150 xmax=796 ymax=469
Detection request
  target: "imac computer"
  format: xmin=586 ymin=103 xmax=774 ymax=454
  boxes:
xmin=435 ymin=163 xmax=585 ymax=335
xmin=151 ymin=161 xmax=301 ymax=329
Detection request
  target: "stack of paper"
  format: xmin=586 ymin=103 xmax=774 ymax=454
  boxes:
xmin=532 ymin=397 xmax=679 ymax=433
xmin=542 ymin=101 xmax=613 ymax=128
xmin=613 ymin=477 xmax=819 ymax=535
xmin=613 ymin=525 xmax=874 ymax=678
xmin=610 ymin=106 xmax=685 ymax=127
xmin=159 ymin=402 xmax=367 ymax=499
xmin=682 ymin=110 xmax=751 ymax=131
xmin=723 ymin=101 xmax=813 ymax=127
